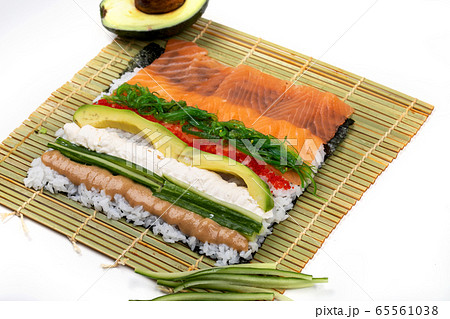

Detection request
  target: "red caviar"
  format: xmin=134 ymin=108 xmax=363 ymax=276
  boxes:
xmin=95 ymin=99 xmax=292 ymax=190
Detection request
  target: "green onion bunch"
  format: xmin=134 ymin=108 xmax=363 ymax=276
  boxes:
xmin=134 ymin=263 xmax=327 ymax=301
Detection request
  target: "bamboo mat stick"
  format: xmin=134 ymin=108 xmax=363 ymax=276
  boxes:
xmin=0 ymin=17 xmax=433 ymax=279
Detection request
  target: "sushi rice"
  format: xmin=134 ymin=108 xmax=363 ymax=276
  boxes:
xmin=24 ymin=152 xmax=301 ymax=265
xmin=24 ymin=67 xmax=326 ymax=265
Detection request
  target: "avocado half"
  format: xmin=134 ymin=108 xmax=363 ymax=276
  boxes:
xmin=100 ymin=0 xmax=208 ymax=39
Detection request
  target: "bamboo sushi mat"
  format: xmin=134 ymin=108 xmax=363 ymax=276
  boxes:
xmin=0 ymin=18 xmax=433 ymax=276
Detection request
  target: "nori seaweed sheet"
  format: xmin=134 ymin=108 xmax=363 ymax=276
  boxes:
xmin=112 ymin=42 xmax=354 ymax=264
xmin=324 ymin=118 xmax=354 ymax=158
xmin=123 ymin=42 xmax=165 ymax=73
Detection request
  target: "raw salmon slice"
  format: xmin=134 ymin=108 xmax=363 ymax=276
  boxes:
xmin=144 ymin=39 xmax=233 ymax=96
xmin=127 ymin=71 xmax=324 ymax=163
xmin=215 ymin=64 xmax=288 ymax=114
xmin=131 ymin=39 xmax=353 ymax=142
xmin=126 ymin=38 xmax=356 ymax=171
xmin=265 ymin=85 xmax=354 ymax=141
xmin=127 ymin=73 xmax=324 ymax=186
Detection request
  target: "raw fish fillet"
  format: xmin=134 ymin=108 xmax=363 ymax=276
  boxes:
xmin=128 ymin=39 xmax=353 ymax=164
xmin=266 ymin=85 xmax=354 ymax=141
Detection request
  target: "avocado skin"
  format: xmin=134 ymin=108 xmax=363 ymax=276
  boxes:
xmin=100 ymin=0 xmax=208 ymax=39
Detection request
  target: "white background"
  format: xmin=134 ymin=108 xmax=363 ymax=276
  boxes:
xmin=1 ymin=0 xmax=449 ymax=308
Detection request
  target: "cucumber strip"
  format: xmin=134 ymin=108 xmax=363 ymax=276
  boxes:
xmin=163 ymin=173 xmax=263 ymax=224
xmin=49 ymin=138 xmax=262 ymax=237
xmin=148 ymin=292 xmax=274 ymax=301
xmin=159 ymin=181 xmax=263 ymax=235
xmin=49 ymin=140 xmax=163 ymax=191
xmin=153 ymin=190 xmax=258 ymax=237
xmin=53 ymin=138 xmax=165 ymax=187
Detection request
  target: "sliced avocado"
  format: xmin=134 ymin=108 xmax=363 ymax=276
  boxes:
xmin=100 ymin=0 xmax=208 ymax=39
xmin=74 ymin=104 xmax=187 ymax=158
xmin=178 ymin=147 xmax=274 ymax=212
xmin=73 ymin=105 xmax=274 ymax=212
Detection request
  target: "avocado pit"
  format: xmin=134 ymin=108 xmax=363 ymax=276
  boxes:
xmin=135 ymin=0 xmax=185 ymax=14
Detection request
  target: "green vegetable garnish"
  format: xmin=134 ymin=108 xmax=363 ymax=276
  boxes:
xmin=135 ymin=264 xmax=312 ymax=281
xmin=147 ymin=292 xmax=275 ymax=301
xmin=134 ymin=263 xmax=327 ymax=301
xmin=104 ymin=83 xmax=317 ymax=192
xmin=169 ymin=274 xmax=326 ymax=292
